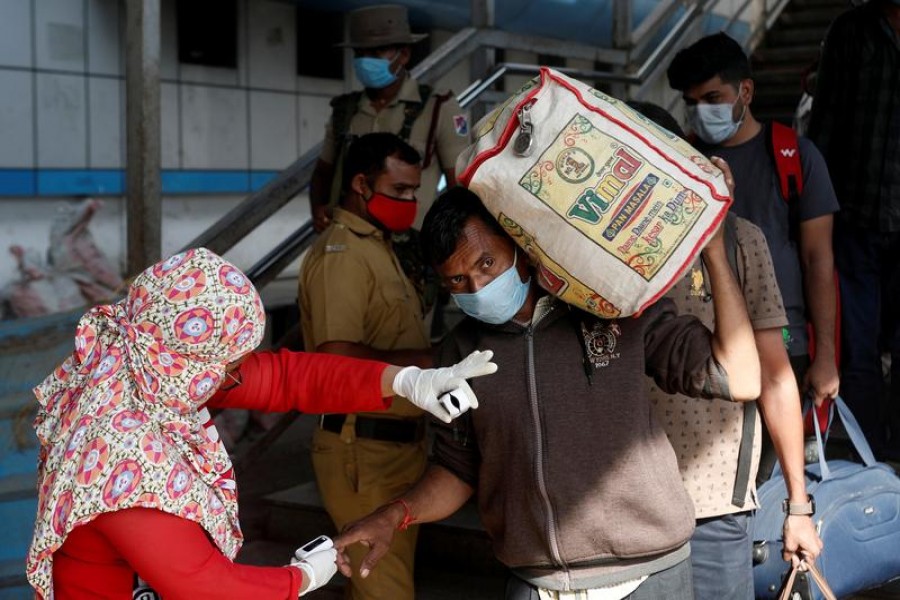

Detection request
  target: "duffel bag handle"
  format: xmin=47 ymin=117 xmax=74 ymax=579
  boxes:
xmin=778 ymin=561 xmax=837 ymax=600
xmin=808 ymin=395 xmax=877 ymax=480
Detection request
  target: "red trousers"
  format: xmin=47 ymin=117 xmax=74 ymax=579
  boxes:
xmin=53 ymin=508 xmax=301 ymax=599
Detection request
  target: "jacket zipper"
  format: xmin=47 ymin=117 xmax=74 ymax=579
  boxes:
xmin=525 ymin=304 xmax=570 ymax=586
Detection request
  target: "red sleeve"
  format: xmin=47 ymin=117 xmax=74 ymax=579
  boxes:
xmin=208 ymin=349 xmax=392 ymax=414
xmin=91 ymin=508 xmax=302 ymax=600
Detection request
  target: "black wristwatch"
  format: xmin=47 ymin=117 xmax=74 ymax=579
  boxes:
xmin=782 ymin=495 xmax=815 ymax=516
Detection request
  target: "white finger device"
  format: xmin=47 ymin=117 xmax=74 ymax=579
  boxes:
xmin=294 ymin=535 xmax=334 ymax=560
xmin=438 ymin=392 xmax=462 ymax=416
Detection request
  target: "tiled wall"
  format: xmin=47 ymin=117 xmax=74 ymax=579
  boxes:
xmin=0 ymin=0 xmax=346 ymax=196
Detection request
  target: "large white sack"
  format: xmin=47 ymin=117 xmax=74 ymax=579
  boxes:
xmin=457 ymin=68 xmax=731 ymax=318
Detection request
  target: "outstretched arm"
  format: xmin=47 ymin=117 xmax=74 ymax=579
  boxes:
xmin=87 ymin=508 xmax=303 ymax=599
xmin=209 ymin=349 xmax=497 ymax=423
xmin=209 ymin=350 xmax=391 ymax=414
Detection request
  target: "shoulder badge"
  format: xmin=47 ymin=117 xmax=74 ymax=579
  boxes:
xmin=453 ymin=114 xmax=469 ymax=137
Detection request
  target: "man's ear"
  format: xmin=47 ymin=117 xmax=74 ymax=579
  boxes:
xmin=350 ymin=173 xmax=370 ymax=199
xmin=396 ymin=45 xmax=412 ymax=68
xmin=741 ymin=79 xmax=755 ymax=105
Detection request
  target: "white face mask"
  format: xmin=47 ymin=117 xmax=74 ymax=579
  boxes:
xmin=451 ymin=250 xmax=531 ymax=325
xmin=687 ymin=98 xmax=746 ymax=145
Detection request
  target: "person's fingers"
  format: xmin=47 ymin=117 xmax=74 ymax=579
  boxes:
xmin=359 ymin=542 xmax=390 ymax=579
xmin=456 ymin=350 xmax=498 ymax=379
xmin=709 ymin=156 xmax=735 ymax=194
xmin=335 ymin=549 xmax=353 ymax=578
xmin=333 ymin=526 xmax=368 ymax=551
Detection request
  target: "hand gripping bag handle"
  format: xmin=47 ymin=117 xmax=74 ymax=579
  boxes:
xmin=778 ymin=562 xmax=837 ymax=600
xmin=808 ymin=394 xmax=877 ymax=481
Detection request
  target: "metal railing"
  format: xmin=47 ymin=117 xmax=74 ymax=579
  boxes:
xmin=183 ymin=0 xmax=793 ymax=291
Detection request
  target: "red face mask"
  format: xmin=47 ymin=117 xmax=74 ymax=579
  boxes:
xmin=366 ymin=192 xmax=417 ymax=232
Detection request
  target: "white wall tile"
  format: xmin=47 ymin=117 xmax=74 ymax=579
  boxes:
xmin=250 ymin=91 xmax=297 ymax=170
xmin=160 ymin=0 xmax=178 ymax=80
xmin=297 ymin=94 xmax=331 ymax=156
xmin=247 ymin=0 xmax=296 ymax=91
xmin=36 ymin=72 xmax=86 ymax=167
xmin=161 ymin=82 xmax=180 ymax=169
xmin=0 ymin=70 xmax=34 ymax=167
xmin=181 ymin=84 xmax=248 ymax=170
xmin=179 ymin=64 xmax=240 ymax=87
xmin=0 ymin=0 xmax=33 ymax=68
xmin=87 ymin=0 xmax=120 ymax=75
xmin=88 ymin=77 xmax=122 ymax=168
xmin=236 ymin=0 xmax=248 ymax=88
xmin=296 ymin=76 xmax=343 ymax=97
xmin=36 ymin=0 xmax=85 ymax=72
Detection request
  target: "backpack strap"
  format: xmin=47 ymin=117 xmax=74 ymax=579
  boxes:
xmin=718 ymin=214 xmax=759 ymax=506
xmin=422 ymin=89 xmax=453 ymax=169
xmin=327 ymin=91 xmax=364 ymax=206
xmin=766 ymin=121 xmax=804 ymax=242
xmin=397 ymin=84 xmax=432 ymax=142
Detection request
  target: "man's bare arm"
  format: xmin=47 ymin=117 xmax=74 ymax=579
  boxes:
xmin=799 ymin=214 xmax=839 ymax=404
xmin=333 ymin=465 xmax=474 ymax=578
xmin=755 ymin=328 xmax=823 ymax=565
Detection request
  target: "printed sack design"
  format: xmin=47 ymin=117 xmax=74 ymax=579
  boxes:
xmin=457 ymin=68 xmax=731 ymax=318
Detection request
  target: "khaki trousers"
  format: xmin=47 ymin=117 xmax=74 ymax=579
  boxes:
xmin=312 ymin=421 xmax=427 ymax=600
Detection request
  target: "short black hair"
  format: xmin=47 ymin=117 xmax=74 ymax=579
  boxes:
xmin=420 ymin=186 xmax=508 ymax=267
xmin=666 ymin=33 xmax=751 ymax=92
xmin=626 ymin=101 xmax=686 ymax=138
xmin=341 ymin=132 xmax=421 ymax=196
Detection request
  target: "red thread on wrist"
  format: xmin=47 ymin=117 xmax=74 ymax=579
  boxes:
xmin=388 ymin=499 xmax=415 ymax=531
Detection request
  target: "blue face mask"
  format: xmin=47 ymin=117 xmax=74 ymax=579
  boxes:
xmin=452 ymin=251 xmax=531 ymax=325
xmin=687 ymin=99 xmax=746 ymax=145
xmin=353 ymin=54 xmax=399 ymax=89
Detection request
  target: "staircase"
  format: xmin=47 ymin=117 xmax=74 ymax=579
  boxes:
xmin=0 ymin=310 xmax=79 ymax=599
xmin=750 ymin=0 xmax=850 ymax=124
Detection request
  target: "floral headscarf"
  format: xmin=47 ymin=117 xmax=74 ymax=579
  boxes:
xmin=27 ymin=248 xmax=266 ymax=598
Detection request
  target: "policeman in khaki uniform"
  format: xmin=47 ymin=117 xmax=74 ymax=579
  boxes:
xmin=310 ymin=4 xmax=469 ymax=233
xmin=309 ymin=5 xmax=470 ymax=320
xmin=299 ymin=133 xmax=431 ymax=600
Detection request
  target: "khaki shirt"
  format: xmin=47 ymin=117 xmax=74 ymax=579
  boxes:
xmin=299 ymin=208 xmax=429 ymax=418
xmin=648 ymin=217 xmax=789 ymax=518
xmin=319 ymin=75 xmax=470 ymax=228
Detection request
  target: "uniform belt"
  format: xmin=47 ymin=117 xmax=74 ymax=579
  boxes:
xmin=319 ymin=414 xmax=424 ymax=444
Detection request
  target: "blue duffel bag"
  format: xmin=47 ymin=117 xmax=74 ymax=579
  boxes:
xmin=752 ymin=396 xmax=900 ymax=599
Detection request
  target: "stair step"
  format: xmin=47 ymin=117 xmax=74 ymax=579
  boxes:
xmin=263 ymin=482 xmax=503 ymax=576
xmin=752 ymin=43 xmax=821 ymax=65
xmin=0 ymin=558 xmax=28 ymax=591
xmin=767 ymin=26 xmax=827 ymax=46
xmin=789 ymin=0 xmax=849 ymax=9
xmin=779 ymin=7 xmax=844 ymax=28
xmin=753 ymin=69 xmax=804 ymax=89
xmin=752 ymin=86 xmax=804 ymax=106
xmin=0 ymin=473 xmax=36 ymax=503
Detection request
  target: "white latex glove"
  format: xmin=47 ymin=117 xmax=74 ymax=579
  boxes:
xmin=392 ymin=350 xmax=497 ymax=423
xmin=291 ymin=547 xmax=338 ymax=596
